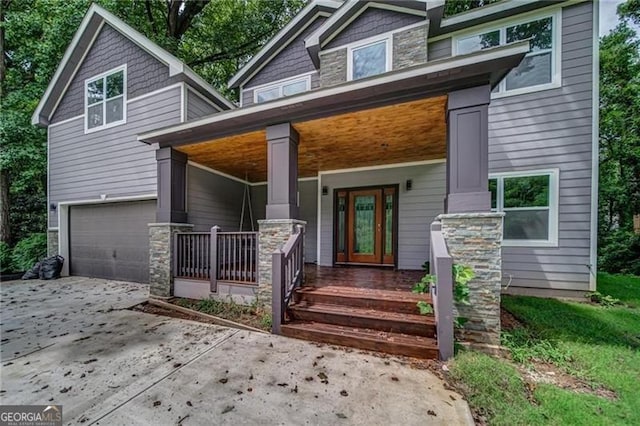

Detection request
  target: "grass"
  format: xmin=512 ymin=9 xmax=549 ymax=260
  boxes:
xmin=173 ymin=297 xmax=272 ymax=331
xmin=449 ymin=273 xmax=640 ymax=425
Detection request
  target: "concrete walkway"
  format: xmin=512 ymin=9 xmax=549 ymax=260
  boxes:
xmin=0 ymin=277 xmax=473 ymax=425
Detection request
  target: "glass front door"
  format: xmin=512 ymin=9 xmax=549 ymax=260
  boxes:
xmin=335 ymin=186 xmax=397 ymax=265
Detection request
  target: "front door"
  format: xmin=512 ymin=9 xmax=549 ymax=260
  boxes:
xmin=335 ymin=186 xmax=397 ymax=266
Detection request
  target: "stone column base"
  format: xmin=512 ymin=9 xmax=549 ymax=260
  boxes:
xmin=149 ymin=223 xmax=194 ymax=298
xmin=47 ymin=230 xmax=59 ymax=256
xmin=437 ymin=212 xmax=504 ymax=346
xmin=258 ymin=219 xmax=306 ymax=308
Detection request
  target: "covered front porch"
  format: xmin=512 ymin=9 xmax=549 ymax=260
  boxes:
xmin=139 ymin=41 xmax=529 ymax=359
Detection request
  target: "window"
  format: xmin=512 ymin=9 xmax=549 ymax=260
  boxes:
xmin=85 ymin=66 xmax=126 ymax=132
xmin=347 ymin=37 xmax=391 ymax=81
xmin=455 ymin=13 xmax=558 ymax=96
xmin=254 ymin=75 xmax=311 ymax=104
xmin=489 ymin=170 xmax=559 ymax=246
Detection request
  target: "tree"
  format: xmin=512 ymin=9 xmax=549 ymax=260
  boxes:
xmin=598 ymin=4 xmax=640 ymax=273
xmin=0 ymin=0 xmax=304 ymax=247
xmin=444 ymin=0 xmax=501 ymax=17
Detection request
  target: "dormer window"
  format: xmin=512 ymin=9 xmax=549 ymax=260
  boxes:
xmin=254 ymin=75 xmax=311 ymax=104
xmin=347 ymin=36 xmax=392 ymax=81
xmin=85 ymin=65 xmax=126 ymax=132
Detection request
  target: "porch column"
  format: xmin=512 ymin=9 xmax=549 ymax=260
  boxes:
xmin=149 ymin=147 xmax=192 ymax=298
xmin=446 ymin=85 xmax=491 ymax=213
xmin=155 ymin=147 xmax=187 ymax=223
xmin=266 ymin=123 xmax=299 ymax=219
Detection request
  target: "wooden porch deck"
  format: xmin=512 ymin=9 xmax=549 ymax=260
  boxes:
xmin=303 ymin=264 xmax=424 ymax=291
xmin=281 ymin=264 xmax=439 ymax=359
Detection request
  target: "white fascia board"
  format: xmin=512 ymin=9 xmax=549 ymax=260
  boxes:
xmin=31 ymin=3 xmax=100 ymax=125
xmin=228 ymin=0 xmax=342 ymax=89
xmin=441 ymin=0 xmax=539 ymax=28
xmin=139 ymin=40 xmax=530 ymax=143
xmin=306 ymin=0 xmax=428 ymax=50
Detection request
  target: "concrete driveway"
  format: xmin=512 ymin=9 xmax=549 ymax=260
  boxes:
xmin=0 ymin=277 xmax=472 ymax=425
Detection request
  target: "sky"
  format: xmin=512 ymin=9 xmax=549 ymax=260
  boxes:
xmin=600 ymin=0 xmax=626 ymax=36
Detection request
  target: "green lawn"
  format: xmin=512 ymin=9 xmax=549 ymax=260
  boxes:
xmin=449 ymin=273 xmax=640 ymax=425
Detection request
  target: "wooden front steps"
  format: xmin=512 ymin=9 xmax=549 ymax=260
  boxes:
xmin=281 ymin=285 xmax=438 ymax=359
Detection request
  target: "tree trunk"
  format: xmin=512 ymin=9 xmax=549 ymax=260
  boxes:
xmin=0 ymin=170 xmax=10 ymax=244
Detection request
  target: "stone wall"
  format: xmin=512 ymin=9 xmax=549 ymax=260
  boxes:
xmin=319 ymin=23 xmax=429 ymax=88
xmin=149 ymin=223 xmax=193 ymax=298
xmin=319 ymin=48 xmax=347 ymax=87
xmin=392 ymin=24 xmax=428 ymax=69
xmin=438 ymin=213 xmax=503 ymax=346
xmin=257 ymin=219 xmax=306 ymax=307
xmin=47 ymin=230 xmax=59 ymax=256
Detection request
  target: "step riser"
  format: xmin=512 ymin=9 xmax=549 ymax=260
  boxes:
xmin=289 ymin=308 xmax=435 ymax=338
xmin=281 ymin=327 xmax=438 ymax=359
xmin=295 ymin=293 xmax=426 ymax=315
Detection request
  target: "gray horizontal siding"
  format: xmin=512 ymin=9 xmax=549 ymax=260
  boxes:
xmin=250 ymin=181 xmax=318 ymax=262
xmin=298 ymin=180 xmax=318 ymax=263
xmin=244 ymin=17 xmax=327 ymax=89
xmin=52 ymin=23 xmax=178 ymax=123
xmin=187 ymin=165 xmax=245 ymax=232
xmin=488 ymin=1 xmax=594 ymax=292
xmin=427 ymin=37 xmax=452 ymax=60
xmin=48 ymin=86 xmax=182 ymax=227
xmin=325 ymin=7 xmax=423 ymax=49
xmin=319 ymin=163 xmax=446 ymax=270
xmin=186 ymin=88 xmax=219 ymax=121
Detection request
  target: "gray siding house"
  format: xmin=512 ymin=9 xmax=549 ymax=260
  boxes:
xmin=36 ymin=0 xmax=599 ymax=357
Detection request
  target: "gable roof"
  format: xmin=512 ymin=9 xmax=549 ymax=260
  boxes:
xmin=304 ymin=0 xmax=427 ymax=67
xmin=227 ymin=0 xmax=342 ymax=89
xmin=32 ymin=3 xmax=234 ymax=126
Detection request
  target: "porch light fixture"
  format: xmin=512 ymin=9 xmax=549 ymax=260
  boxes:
xmin=49 ymin=203 xmax=57 ymax=212
xmin=405 ymin=179 xmax=413 ymax=191
xmin=322 ymin=186 xmax=329 ymax=196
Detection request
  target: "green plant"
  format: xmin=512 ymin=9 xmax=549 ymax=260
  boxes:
xmin=412 ymin=263 xmax=475 ymax=328
xmin=417 ymin=300 xmax=433 ymax=315
xmin=585 ymin=291 xmax=621 ymax=307
xmin=501 ymin=327 xmax=573 ymax=366
xmin=0 ymin=242 xmax=13 ymax=273
xmin=260 ymin=312 xmax=272 ymax=329
xmin=10 ymin=233 xmax=47 ymax=271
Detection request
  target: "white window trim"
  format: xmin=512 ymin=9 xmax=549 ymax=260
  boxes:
xmin=252 ymin=73 xmax=312 ymax=104
xmin=452 ymin=9 xmax=562 ymax=99
xmin=489 ymin=168 xmax=559 ymax=247
xmin=346 ymin=35 xmax=393 ymax=82
xmin=84 ymin=64 xmax=127 ymax=134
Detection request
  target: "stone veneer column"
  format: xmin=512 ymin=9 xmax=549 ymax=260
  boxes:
xmin=437 ymin=212 xmax=504 ymax=347
xmin=149 ymin=223 xmax=193 ymax=298
xmin=47 ymin=230 xmax=59 ymax=256
xmin=257 ymin=219 xmax=306 ymax=307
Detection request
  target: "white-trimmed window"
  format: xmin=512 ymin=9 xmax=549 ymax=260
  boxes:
xmin=85 ymin=65 xmax=127 ymax=132
xmin=454 ymin=12 xmax=560 ymax=96
xmin=489 ymin=169 xmax=559 ymax=246
xmin=347 ymin=36 xmax=392 ymax=81
xmin=254 ymin=75 xmax=311 ymax=104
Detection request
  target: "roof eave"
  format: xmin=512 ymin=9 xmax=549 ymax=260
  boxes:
xmin=140 ymin=40 xmax=530 ymax=147
xmin=227 ymin=0 xmax=342 ymax=89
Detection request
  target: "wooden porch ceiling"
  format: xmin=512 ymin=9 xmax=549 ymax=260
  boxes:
xmin=177 ymin=95 xmax=447 ymax=182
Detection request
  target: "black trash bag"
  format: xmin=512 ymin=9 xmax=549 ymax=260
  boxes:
xmin=22 ymin=262 xmax=42 ymax=280
xmin=39 ymin=255 xmax=64 ymax=280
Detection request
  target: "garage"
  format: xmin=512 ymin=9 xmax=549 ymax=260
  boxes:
xmin=69 ymin=200 xmax=156 ymax=283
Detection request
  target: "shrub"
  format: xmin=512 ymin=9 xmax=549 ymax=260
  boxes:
xmin=11 ymin=233 xmax=47 ymax=271
xmin=598 ymin=229 xmax=640 ymax=275
xmin=0 ymin=242 xmax=12 ymax=273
